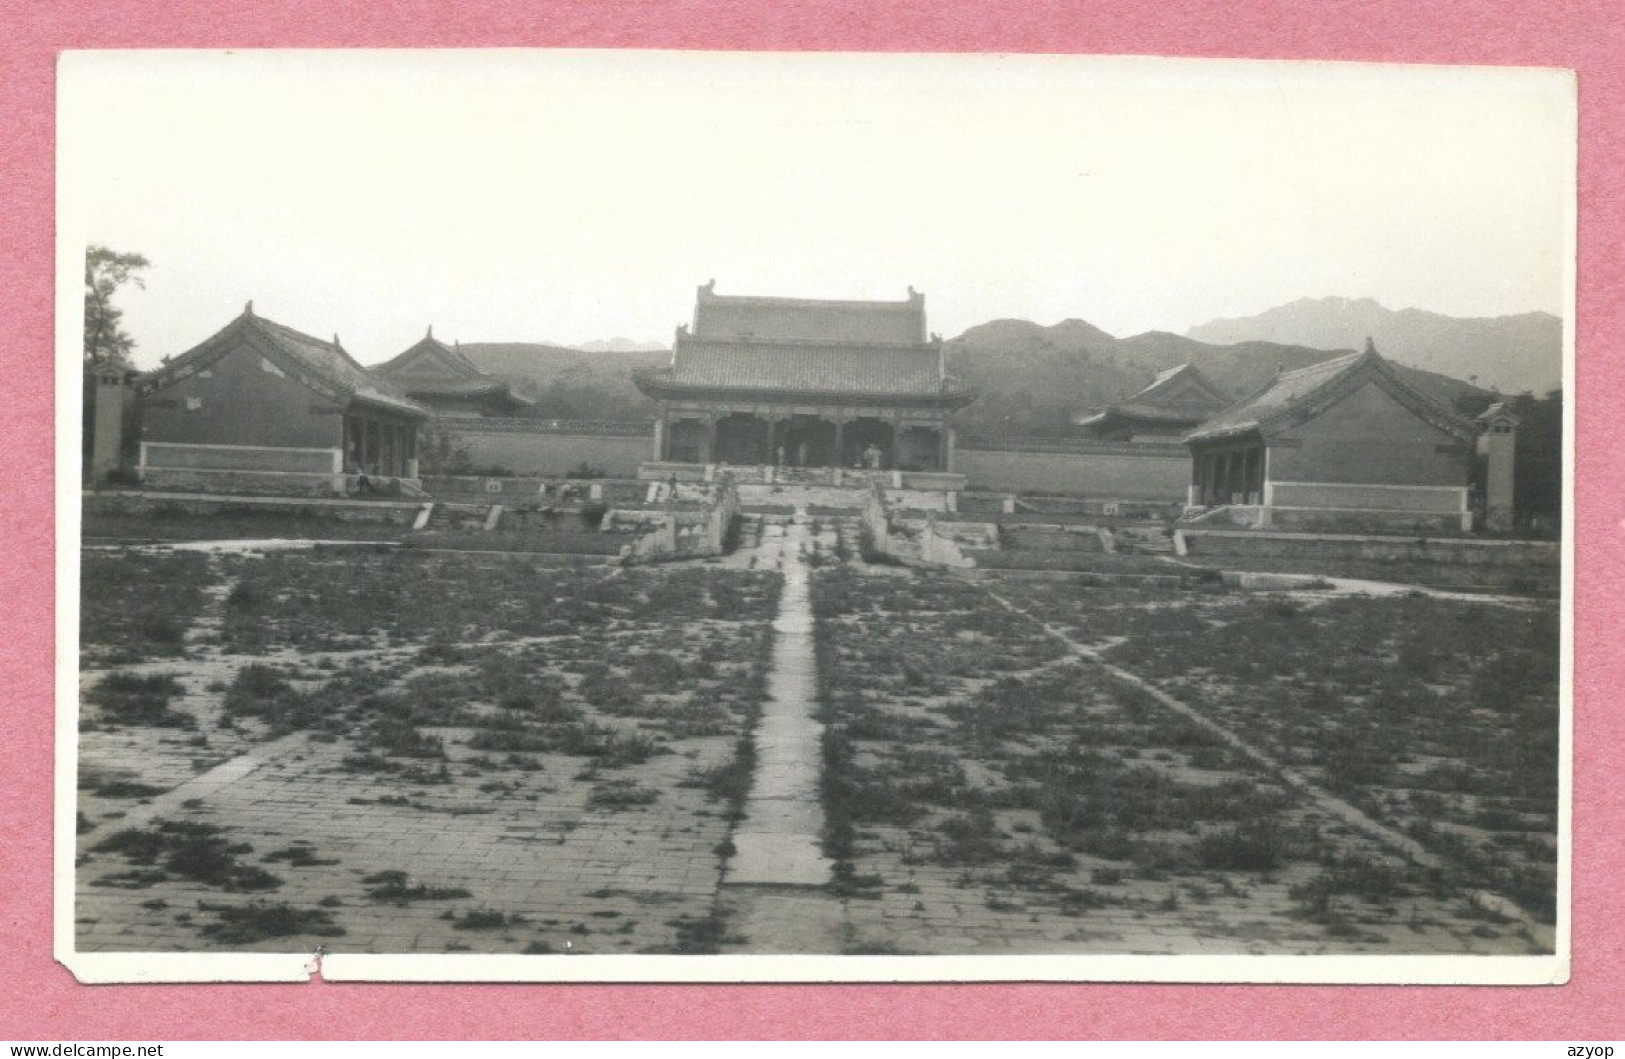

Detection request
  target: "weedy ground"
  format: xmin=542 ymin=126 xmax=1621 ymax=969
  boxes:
xmin=76 ymin=544 xmax=777 ymax=955
xmin=811 ymin=568 xmax=1556 ymax=955
xmin=75 ymin=530 xmax=1557 ymax=957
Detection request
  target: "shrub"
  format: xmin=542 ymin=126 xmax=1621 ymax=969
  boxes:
xmin=1194 ymin=820 xmax=1287 ymax=873
xmin=362 ymin=870 xmax=472 ymax=904
xmin=221 ymin=664 xmax=325 ymax=733
xmin=95 ymin=821 xmax=282 ymax=892
xmin=453 ymin=909 xmax=517 ymax=930
xmin=370 ymin=717 xmax=446 ymax=759
xmin=198 ymin=901 xmax=346 ymax=943
xmin=586 ymin=781 xmax=660 ymax=810
xmin=85 ymin=672 xmax=193 ymax=728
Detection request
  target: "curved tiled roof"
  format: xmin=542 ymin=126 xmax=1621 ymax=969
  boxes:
xmin=374 ymin=331 xmax=490 ymax=380
xmin=1074 ymin=362 xmax=1229 ymax=431
xmin=373 ymin=331 xmax=534 ymax=407
xmin=1185 ymin=346 xmax=1476 ymax=444
xmin=692 ymin=281 xmax=928 ymax=345
xmin=633 ymin=334 xmax=975 ymax=406
xmin=139 ymin=308 xmax=428 ymax=417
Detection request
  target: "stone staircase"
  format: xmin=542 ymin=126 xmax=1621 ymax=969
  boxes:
xmin=734 ymin=512 xmax=767 ymax=552
xmin=1177 ymin=504 xmax=1266 ymax=529
xmin=831 ymin=515 xmax=865 ymax=556
xmin=418 ymin=501 xmax=495 ymax=532
xmin=1111 ymin=524 xmax=1178 ymax=555
xmin=737 ymin=481 xmax=952 ymax=513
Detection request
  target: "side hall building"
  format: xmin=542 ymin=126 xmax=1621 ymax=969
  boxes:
xmin=1184 ymin=340 xmax=1480 ymax=531
xmin=1072 ymin=362 xmax=1231 ymax=442
xmin=135 ymin=304 xmax=429 ymax=496
xmin=632 ymin=282 xmax=976 ymax=477
xmin=372 ymin=328 xmax=534 ymax=417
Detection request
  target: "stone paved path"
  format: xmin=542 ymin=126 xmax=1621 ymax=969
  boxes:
xmin=725 ymin=511 xmax=831 ymax=887
xmin=712 ymin=510 xmax=849 ymax=953
xmin=77 ymin=730 xmax=314 ymax=849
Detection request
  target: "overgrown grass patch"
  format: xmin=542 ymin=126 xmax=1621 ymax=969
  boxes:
xmin=197 ymin=901 xmax=346 ymax=944
xmin=80 ymin=548 xmax=212 ymax=663
xmin=362 ymin=870 xmax=473 ymax=904
xmin=83 ymin=672 xmax=194 ymax=729
xmin=93 ymin=821 xmax=282 ymax=892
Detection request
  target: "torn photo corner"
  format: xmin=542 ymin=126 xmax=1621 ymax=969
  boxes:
xmin=56 ymin=48 xmax=1574 ymax=984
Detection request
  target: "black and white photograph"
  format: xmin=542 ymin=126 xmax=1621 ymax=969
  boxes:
xmin=58 ymin=50 xmax=1572 ymax=983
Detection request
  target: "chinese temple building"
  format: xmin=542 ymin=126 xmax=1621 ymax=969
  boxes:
xmin=135 ymin=304 xmax=428 ymax=495
xmin=631 ymin=282 xmax=976 ymax=477
xmin=372 ymin=327 xmax=534 ymax=417
xmin=1184 ymin=340 xmax=1479 ymax=530
xmin=1073 ymin=362 xmax=1230 ymax=442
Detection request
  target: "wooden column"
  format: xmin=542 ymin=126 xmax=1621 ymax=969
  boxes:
xmin=704 ymin=415 xmax=718 ymax=464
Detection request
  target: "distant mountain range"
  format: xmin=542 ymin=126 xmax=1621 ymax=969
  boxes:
xmin=1185 ymin=297 xmax=1561 ymax=395
xmin=942 ymin=319 xmax=1484 ymax=438
xmin=453 ymin=300 xmax=1533 ymax=439
xmin=556 ymin=337 xmax=670 ymax=354
xmin=457 ymin=342 xmax=666 ymax=421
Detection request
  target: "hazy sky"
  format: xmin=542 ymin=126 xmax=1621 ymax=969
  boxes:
xmin=60 ymin=50 xmax=1573 ymax=371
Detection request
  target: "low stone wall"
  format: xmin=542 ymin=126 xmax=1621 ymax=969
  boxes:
xmin=954 ymin=443 xmax=1189 ymax=501
xmin=998 ymin=524 xmax=1109 ymax=553
xmin=916 ymin=520 xmax=975 ymax=568
xmin=621 ymin=481 xmax=741 ymax=563
xmin=1270 ymin=481 xmax=1466 ymax=514
xmin=1185 ymin=504 xmax=1470 ymax=536
xmin=421 ymin=474 xmax=646 ymax=504
xmin=84 ymin=489 xmax=423 ymax=526
xmin=139 ymin=466 xmax=348 ymax=498
xmin=446 ymin=419 xmax=651 ymax=478
xmin=446 ymin=420 xmax=1196 ymax=499
xmin=895 ymin=517 xmax=999 ymax=549
xmin=1179 ymin=528 xmax=1559 ymax=567
xmin=142 ymin=442 xmax=339 ymax=473
xmin=1266 ymin=506 xmax=1469 ymax=535
xmin=861 ymin=483 xmax=974 ymax=568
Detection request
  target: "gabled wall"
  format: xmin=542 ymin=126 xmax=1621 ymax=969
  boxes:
xmin=1267 ymin=380 xmax=1470 ymax=487
xmin=141 ymin=335 xmax=345 ymax=451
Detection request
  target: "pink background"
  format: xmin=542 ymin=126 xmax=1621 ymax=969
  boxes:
xmin=4 ymin=0 xmax=1621 ymax=1040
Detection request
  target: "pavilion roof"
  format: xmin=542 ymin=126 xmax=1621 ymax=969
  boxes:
xmin=1185 ymin=344 xmax=1476 ymax=444
xmin=1073 ymin=362 xmax=1229 ymax=430
xmin=373 ymin=331 xmax=534 ymax=407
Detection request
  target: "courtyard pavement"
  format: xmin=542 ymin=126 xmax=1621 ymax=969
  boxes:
xmin=74 ymin=526 xmax=1556 ymax=959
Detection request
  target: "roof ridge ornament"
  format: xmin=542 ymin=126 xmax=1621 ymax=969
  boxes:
xmin=1364 ymin=335 xmax=1378 ymax=356
xmin=244 ymin=300 xmax=254 ymax=316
